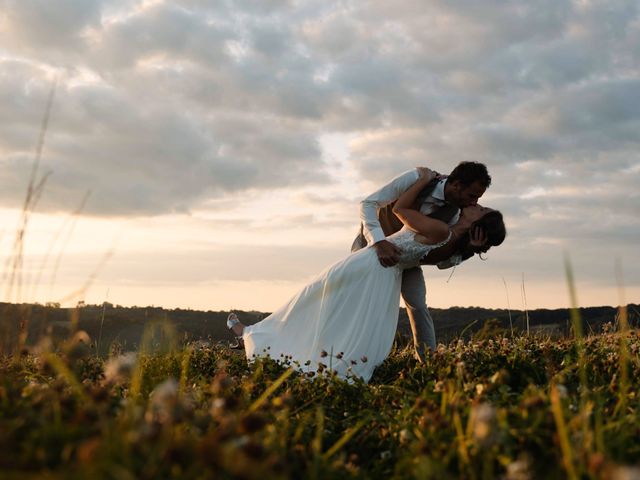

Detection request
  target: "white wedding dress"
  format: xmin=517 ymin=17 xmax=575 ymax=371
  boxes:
xmin=242 ymin=227 xmax=450 ymax=382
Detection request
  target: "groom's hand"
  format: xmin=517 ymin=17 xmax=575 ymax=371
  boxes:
xmin=373 ymin=240 xmax=401 ymax=267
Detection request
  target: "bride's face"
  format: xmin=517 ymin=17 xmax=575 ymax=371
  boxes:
xmin=462 ymin=204 xmax=493 ymax=223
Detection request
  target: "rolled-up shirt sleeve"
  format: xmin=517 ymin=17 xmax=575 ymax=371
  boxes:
xmin=360 ymin=169 xmax=420 ymax=245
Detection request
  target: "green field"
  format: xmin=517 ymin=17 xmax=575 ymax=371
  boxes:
xmin=1 ymin=324 xmax=639 ymax=479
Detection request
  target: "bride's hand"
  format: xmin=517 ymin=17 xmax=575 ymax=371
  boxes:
xmin=416 ymin=167 xmax=433 ymax=181
xmin=469 ymin=226 xmax=487 ymax=251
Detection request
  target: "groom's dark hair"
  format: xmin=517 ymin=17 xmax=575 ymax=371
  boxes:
xmin=448 ymin=162 xmax=491 ymax=188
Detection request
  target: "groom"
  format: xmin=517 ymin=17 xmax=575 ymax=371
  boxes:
xmin=352 ymin=161 xmax=492 ymax=361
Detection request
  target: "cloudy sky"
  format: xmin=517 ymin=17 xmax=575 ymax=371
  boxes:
xmin=0 ymin=0 xmax=638 ymax=313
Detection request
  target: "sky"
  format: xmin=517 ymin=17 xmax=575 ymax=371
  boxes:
xmin=0 ymin=0 xmax=638 ymax=313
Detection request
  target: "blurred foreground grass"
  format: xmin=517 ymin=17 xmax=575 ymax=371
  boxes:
xmin=1 ymin=328 xmax=639 ymax=479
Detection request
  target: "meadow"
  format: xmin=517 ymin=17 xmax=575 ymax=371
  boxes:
xmin=1 ymin=318 xmax=639 ymax=479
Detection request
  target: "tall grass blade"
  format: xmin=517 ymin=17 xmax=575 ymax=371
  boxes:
xmin=97 ymin=289 xmax=109 ymax=355
xmin=129 ymin=319 xmax=178 ymax=399
xmin=44 ymin=353 xmax=88 ymax=403
xmin=322 ymin=417 xmax=368 ymax=460
xmin=521 ymin=273 xmax=529 ymax=335
xmin=563 ymin=253 xmax=590 ymax=457
xmin=249 ymin=367 xmax=295 ymax=412
xmin=563 ymin=255 xmax=587 ymax=386
xmin=179 ymin=345 xmax=193 ymax=395
xmin=550 ymin=384 xmax=578 ymax=480
xmin=614 ymin=259 xmax=629 ymax=415
xmin=57 ymin=246 xmax=114 ymax=305
xmin=47 ymin=190 xmax=91 ymax=299
xmin=311 ymin=406 xmax=325 ymax=480
xmin=502 ymin=276 xmax=514 ymax=337
xmin=453 ymin=410 xmax=471 ymax=475
xmin=3 ymin=79 xmax=57 ymax=304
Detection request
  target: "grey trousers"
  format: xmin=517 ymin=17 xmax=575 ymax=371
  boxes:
xmin=351 ymin=233 xmax=436 ymax=360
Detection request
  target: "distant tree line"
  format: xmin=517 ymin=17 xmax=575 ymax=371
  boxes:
xmin=1 ymin=301 xmax=637 ymax=355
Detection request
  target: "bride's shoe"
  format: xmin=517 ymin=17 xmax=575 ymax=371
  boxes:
xmin=227 ymin=313 xmax=244 ymax=349
xmin=227 ymin=312 xmax=240 ymax=329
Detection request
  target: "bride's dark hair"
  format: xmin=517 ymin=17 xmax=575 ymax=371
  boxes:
xmin=459 ymin=210 xmax=506 ymax=261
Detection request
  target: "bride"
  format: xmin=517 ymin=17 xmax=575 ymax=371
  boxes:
xmin=227 ymin=168 xmax=506 ymax=382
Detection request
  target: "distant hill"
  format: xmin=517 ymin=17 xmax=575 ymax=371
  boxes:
xmin=1 ymin=301 xmax=637 ymax=355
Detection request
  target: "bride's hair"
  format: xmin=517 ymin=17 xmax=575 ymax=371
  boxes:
xmin=459 ymin=210 xmax=506 ymax=261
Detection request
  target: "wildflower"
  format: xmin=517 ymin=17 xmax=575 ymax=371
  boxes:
xmin=556 ymin=384 xmax=568 ymax=398
xmin=103 ymin=352 xmax=136 ymax=385
xmin=148 ymin=378 xmax=182 ymax=424
xmin=336 ymin=352 xmax=343 ymax=360
xmin=149 ymin=378 xmax=179 ymax=409
xmin=320 ymin=350 xmax=328 ymax=358
xmin=506 ymin=457 xmax=532 ymax=480
xmin=360 ymin=356 xmax=368 ymax=363
xmin=470 ymin=403 xmax=497 ymax=446
xmin=611 ymin=466 xmax=640 ymax=480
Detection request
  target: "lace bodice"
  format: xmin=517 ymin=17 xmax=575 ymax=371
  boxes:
xmin=387 ymin=227 xmax=451 ymax=269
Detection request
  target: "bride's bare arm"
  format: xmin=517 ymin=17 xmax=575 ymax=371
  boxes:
xmin=392 ymin=168 xmax=450 ymax=244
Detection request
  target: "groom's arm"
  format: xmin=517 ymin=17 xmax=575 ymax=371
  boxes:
xmin=360 ymin=169 xmax=421 ymax=245
xmin=359 ymin=169 xmax=422 ymax=267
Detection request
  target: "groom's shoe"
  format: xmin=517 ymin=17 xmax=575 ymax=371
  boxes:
xmin=413 ymin=346 xmax=429 ymax=364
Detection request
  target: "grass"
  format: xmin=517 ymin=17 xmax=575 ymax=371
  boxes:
xmin=1 ymin=327 xmax=639 ymax=479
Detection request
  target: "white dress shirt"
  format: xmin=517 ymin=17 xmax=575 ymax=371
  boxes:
xmin=360 ymin=168 xmax=460 ymax=245
xmin=359 ymin=168 xmax=463 ymax=269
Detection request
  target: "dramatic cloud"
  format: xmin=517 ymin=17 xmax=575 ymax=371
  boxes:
xmin=0 ymin=0 xmax=638 ymax=309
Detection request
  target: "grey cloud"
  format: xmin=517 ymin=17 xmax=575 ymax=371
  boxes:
xmin=92 ymin=2 xmax=234 ymax=72
xmin=0 ymin=68 xmax=327 ymax=215
xmin=1 ymin=0 xmax=105 ymax=51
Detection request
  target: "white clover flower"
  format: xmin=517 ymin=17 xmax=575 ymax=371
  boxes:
xmin=149 ymin=378 xmax=179 ymax=409
xmin=148 ymin=378 xmax=180 ymax=424
xmin=506 ymin=458 xmax=532 ymax=480
xmin=103 ymin=352 xmax=137 ymax=384
xmin=556 ymin=384 xmax=568 ymax=398
xmin=470 ymin=403 xmax=497 ymax=445
xmin=611 ymin=466 xmax=640 ymax=480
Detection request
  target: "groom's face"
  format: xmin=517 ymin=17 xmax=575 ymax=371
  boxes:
xmin=451 ymin=180 xmax=486 ymax=207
